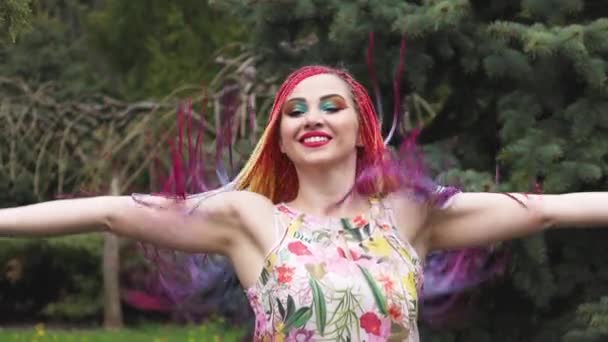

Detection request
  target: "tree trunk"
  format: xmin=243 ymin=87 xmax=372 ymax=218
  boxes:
xmin=103 ymin=175 xmax=123 ymax=329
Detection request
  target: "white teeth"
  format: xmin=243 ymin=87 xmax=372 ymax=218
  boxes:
xmin=303 ymin=136 xmax=329 ymax=143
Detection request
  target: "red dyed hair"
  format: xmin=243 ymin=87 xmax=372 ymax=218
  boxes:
xmin=234 ymin=65 xmax=393 ymax=203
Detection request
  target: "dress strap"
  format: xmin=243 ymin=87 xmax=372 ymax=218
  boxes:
xmin=369 ymin=196 xmax=398 ymax=227
xmin=273 ymin=205 xmax=288 ymax=241
xmin=272 ymin=203 xmax=304 ymax=244
xmin=373 ymin=197 xmax=423 ymax=265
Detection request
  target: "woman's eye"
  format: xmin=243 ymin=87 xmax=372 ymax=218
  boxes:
xmin=320 ymin=104 xmax=342 ymax=113
xmin=287 ymin=110 xmax=305 ymax=117
xmin=283 ymin=102 xmax=308 ymax=117
xmin=320 ymin=96 xmax=347 ymax=113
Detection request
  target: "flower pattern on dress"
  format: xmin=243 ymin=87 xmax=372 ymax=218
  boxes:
xmin=287 ymin=328 xmax=315 ymax=341
xmin=246 ymin=198 xmax=422 ymax=341
xmin=288 ymin=241 xmax=312 ymax=256
xmin=276 ymin=265 xmax=295 ymax=284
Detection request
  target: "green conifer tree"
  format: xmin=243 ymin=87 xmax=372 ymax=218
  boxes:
xmin=0 ymin=0 xmax=32 ymax=42
xmin=88 ymin=0 xmax=245 ymax=98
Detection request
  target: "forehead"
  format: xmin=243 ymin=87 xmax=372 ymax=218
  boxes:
xmin=287 ymin=74 xmax=351 ymax=101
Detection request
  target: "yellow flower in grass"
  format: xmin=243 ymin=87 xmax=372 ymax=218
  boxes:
xmin=34 ymin=323 xmax=45 ymax=337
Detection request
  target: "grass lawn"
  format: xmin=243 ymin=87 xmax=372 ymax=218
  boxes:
xmin=0 ymin=323 xmax=246 ymax=342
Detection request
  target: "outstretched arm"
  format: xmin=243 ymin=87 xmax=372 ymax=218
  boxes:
xmin=1 ymin=196 xmax=115 ymax=237
xmin=0 ymin=190 xmax=269 ymax=254
xmin=425 ymin=192 xmax=608 ymax=251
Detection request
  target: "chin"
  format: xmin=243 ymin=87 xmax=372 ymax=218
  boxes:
xmin=292 ymin=151 xmax=355 ymax=169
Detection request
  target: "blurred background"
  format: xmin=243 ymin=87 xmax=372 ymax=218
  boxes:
xmin=1 ymin=0 xmax=607 ymax=341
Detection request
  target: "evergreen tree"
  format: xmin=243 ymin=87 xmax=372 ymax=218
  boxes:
xmin=218 ymin=1 xmax=608 ymax=341
xmin=87 ymin=0 xmax=245 ymax=98
xmin=0 ymin=0 xmax=32 ymax=42
xmin=0 ymin=0 xmax=111 ymax=97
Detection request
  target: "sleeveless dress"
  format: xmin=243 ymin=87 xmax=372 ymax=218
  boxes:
xmin=245 ymin=198 xmax=423 ymax=341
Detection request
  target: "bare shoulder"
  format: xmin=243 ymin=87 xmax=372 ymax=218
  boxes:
xmin=188 ymin=189 xmax=274 ymax=226
xmin=221 ymin=189 xmax=273 ymax=210
xmin=182 ymin=189 xmax=274 ymax=254
xmin=231 ymin=190 xmax=275 ymax=224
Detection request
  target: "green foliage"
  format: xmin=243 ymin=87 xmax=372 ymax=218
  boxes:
xmin=576 ymin=296 xmax=608 ymax=336
xmin=87 ymin=0 xmax=245 ymax=98
xmin=510 ymin=235 xmax=557 ymax=308
xmin=0 ymin=323 xmax=245 ymax=341
xmin=0 ymin=0 xmax=32 ymax=43
xmin=0 ymin=236 xmax=103 ymax=321
xmin=0 ymin=0 xmax=111 ymax=98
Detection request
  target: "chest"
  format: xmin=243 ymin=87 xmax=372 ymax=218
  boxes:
xmin=248 ymin=213 xmax=422 ymax=341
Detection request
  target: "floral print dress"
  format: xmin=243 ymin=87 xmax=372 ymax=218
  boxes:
xmin=245 ymin=198 xmax=423 ymax=342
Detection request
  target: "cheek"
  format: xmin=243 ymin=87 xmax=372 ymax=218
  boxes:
xmin=341 ymin=112 xmax=361 ymax=142
xmin=278 ymin=126 xmax=287 ymax=152
xmin=278 ymin=119 xmax=295 ymax=151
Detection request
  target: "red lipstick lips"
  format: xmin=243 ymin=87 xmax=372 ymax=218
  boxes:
xmin=299 ymin=131 xmax=332 ymax=148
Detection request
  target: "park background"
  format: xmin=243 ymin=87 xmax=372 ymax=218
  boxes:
xmin=1 ymin=0 xmax=607 ymax=341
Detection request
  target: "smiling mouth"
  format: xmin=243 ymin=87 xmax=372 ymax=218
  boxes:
xmin=300 ymin=136 xmax=331 ymax=147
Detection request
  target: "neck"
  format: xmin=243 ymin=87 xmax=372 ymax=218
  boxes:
xmin=289 ymin=155 xmax=369 ymax=217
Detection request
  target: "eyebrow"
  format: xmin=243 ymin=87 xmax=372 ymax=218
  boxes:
xmin=285 ymin=94 xmax=346 ymax=103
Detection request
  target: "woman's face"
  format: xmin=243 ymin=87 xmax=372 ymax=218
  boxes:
xmin=279 ymin=73 xmax=361 ymax=169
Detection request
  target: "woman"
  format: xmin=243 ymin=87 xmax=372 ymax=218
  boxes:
xmin=1 ymin=65 xmax=607 ymax=341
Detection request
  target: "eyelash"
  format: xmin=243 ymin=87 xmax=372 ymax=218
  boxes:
xmin=287 ymin=104 xmax=308 ymax=117
xmin=321 ymin=105 xmax=341 ymax=113
xmin=288 ymin=107 xmax=340 ymax=117
xmin=287 ymin=110 xmax=306 ymax=117
xmin=285 ymin=101 xmax=345 ymax=117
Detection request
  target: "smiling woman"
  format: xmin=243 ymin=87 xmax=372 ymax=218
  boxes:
xmin=1 ymin=65 xmax=608 ymax=341
xmin=277 ymin=74 xmax=364 ymax=207
xmin=283 ymin=93 xmax=344 ymax=149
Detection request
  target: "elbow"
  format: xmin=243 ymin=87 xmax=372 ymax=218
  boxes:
xmin=538 ymin=211 xmax=555 ymax=231
xmin=536 ymin=198 xmax=556 ymax=231
xmin=100 ymin=196 xmax=126 ymax=234
xmin=102 ymin=212 xmax=115 ymax=234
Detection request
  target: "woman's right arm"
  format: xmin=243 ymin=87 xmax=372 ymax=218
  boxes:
xmin=0 ymin=191 xmax=269 ymax=255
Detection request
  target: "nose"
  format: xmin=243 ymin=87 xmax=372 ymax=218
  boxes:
xmin=303 ymin=108 xmax=324 ymax=128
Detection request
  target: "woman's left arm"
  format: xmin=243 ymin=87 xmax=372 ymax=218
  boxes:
xmin=425 ymin=192 xmax=608 ymax=252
